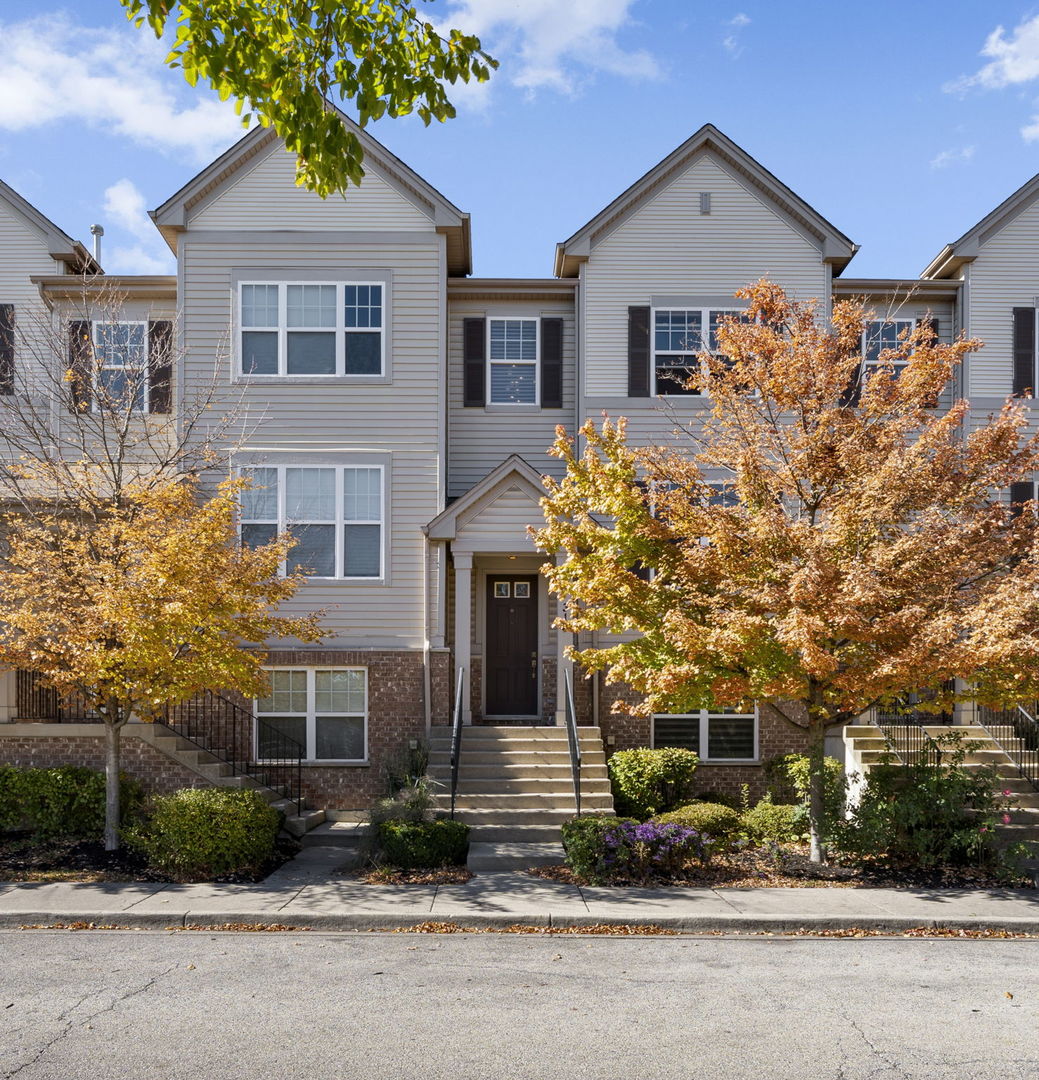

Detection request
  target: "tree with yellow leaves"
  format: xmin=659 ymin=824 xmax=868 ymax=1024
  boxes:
xmin=0 ymin=474 xmax=319 ymax=850
xmin=535 ymin=281 xmax=1039 ymax=862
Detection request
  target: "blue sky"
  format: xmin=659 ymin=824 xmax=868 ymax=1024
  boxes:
xmin=2 ymin=1 xmax=1039 ymax=279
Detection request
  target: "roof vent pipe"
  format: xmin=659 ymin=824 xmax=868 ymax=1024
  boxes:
xmin=89 ymin=224 xmax=104 ymax=263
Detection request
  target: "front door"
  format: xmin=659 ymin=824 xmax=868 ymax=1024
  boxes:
xmin=485 ymin=576 xmax=538 ymax=716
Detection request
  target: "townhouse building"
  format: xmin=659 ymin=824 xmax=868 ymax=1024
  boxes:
xmin=2 ymin=121 xmax=1038 ymax=818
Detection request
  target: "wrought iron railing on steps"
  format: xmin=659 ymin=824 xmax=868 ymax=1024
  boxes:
xmin=162 ymin=690 xmax=304 ymax=814
xmin=871 ymin=689 xmax=953 ymax=767
xmin=562 ymin=670 xmax=583 ymax=817
xmin=449 ymin=667 xmax=465 ymax=819
xmin=976 ymin=701 xmax=1039 ymax=792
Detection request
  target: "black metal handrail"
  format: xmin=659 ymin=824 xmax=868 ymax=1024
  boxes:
xmin=449 ymin=666 xmax=465 ymax=819
xmin=162 ymin=690 xmax=304 ymax=814
xmin=562 ymin=669 xmax=582 ymax=817
xmin=871 ymin=706 xmax=945 ymax=768
xmin=977 ymin=701 xmax=1039 ymax=791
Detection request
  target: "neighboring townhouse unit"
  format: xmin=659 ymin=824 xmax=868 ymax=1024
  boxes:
xmin=3 ymin=121 xmax=1039 ymax=820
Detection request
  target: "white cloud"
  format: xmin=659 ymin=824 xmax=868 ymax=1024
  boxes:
xmin=722 ymin=12 xmax=751 ymax=57
xmin=949 ymin=16 xmax=1039 ymax=91
xmin=930 ymin=145 xmax=975 ymax=169
xmin=730 ymin=13 xmax=751 ymax=28
xmin=443 ymin=0 xmax=659 ymax=96
xmin=0 ymin=14 xmax=246 ymax=161
xmin=101 ymin=178 xmax=174 ymax=274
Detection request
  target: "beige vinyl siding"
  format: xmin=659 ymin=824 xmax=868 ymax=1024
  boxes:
xmin=180 ymin=235 xmax=444 ymax=649
xmin=582 ymin=153 xmax=829 ymax=397
xmin=965 ymin=199 xmax=1039 ymax=397
xmin=0 ymin=199 xmax=66 ymax=398
xmin=455 ymin=484 xmax=545 ymax=552
xmin=188 ymin=143 xmax=433 ymax=231
xmin=447 ymin=301 xmax=575 ymax=499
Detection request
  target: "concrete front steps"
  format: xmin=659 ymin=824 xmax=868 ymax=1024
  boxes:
xmin=139 ymin=723 xmax=326 ymax=840
xmin=844 ymin=723 xmax=1039 ymax=853
xmin=428 ymin=725 xmax=613 ymax=871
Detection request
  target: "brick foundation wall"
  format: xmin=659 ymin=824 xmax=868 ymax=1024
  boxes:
xmin=429 ymin=649 xmax=452 ymax=727
xmin=0 ymin=730 xmax=208 ymax=794
xmin=595 ymin=677 xmax=813 ymax=804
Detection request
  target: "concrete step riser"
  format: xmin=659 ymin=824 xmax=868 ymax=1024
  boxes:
xmin=445 ymin=780 xmax=612 ymax=795
xmin=443 ymin=796 xmax=613 ymax=811
xmin=466 ymin=842 xmax=565 ymax=872
xmin=429 ymin=768 xmax=611 ymax=783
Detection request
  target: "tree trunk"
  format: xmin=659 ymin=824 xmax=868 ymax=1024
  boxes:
xmin=104 ymin=718 xmax=124 ymax=852
xmin=807 ymin=724 xmax=827 ymax=864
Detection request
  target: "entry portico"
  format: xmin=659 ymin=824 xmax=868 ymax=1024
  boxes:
xmin=426 ymin=455 xmax=571 ymax=726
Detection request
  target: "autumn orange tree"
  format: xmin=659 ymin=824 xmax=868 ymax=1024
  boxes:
xmin=534 ymin=281 xmax=1039 ymax=862
xmin=0 ymin=474 xmax=319 ymax=850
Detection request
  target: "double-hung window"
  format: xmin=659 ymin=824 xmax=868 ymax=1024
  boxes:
xmin=93 ymin=322 xmax=147 ymax=411
xmin=653 ymin=308 xmax=743 ymax=396
xmin=488 ymin=318 xmax=538 ymax=404
xmin=862 ymin=319 xmax=915 ymax=380
xmin=239 ymin=464 xmax=384 ymax=579
xmin=240 ymin=282 xmax=383 ymax=376
xmin=256 ymin=668 xmax=367 ymax=762
xmin=653 ymin=708 xmax=758 ymax=761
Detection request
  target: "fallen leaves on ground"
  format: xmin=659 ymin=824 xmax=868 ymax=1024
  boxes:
xmin=378 ymin=921 xmax=678 ymax=935
xmin=344 ymin=866 xmax=473 ymax=885
xmin=169 ymin=923 xmax=312 ymax=932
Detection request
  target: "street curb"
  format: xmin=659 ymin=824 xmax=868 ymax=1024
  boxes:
xmin=3 ymin=910 xmax=1039 ymax=933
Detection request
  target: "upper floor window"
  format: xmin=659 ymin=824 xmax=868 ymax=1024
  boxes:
xmin=93 ymin=322 xmax=148 ymax=411
xmin=488 ymin=318 xmax=538 ymax=404
xmin=239 ymin=464 xmax=384 ymax=580
xmin=862 ymin=319 xmax=915 ymax=379
xmin=653 ymin=308 xmax=742 ymax=396
xmin=239 ymin=282 xmax=383 ymax=377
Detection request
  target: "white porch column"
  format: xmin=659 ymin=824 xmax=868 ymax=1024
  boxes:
xmin=454 ymin=551 xmax=473 ymax=725
xmin=554 ymin=552 xmax=573 ymax=726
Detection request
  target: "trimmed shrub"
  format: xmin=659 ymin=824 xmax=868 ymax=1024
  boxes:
xmin=127 ymin=788 xmax=281 ymax=881
xmin=764 ymin=752 xmax=847 ymax=842
xmin=607 ymin=747 xmax=699 ymax=820
xmin=741 ymin=797 xmax=803 ymax=845
xmin=0 ymin=765 xmax=142 ymax=842
xmin=690 ymin=789 xmax=742 ymax=811
xmin=376 ymin=819 xmax=470 ymax=868
xmin=653 ymin=802 xmax=741 ymax=854
xmin=562 ymin=815 xmax=704 ymax=884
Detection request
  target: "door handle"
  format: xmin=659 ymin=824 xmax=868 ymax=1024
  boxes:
xmin=531 ymin=652 xmax=537 ymax=677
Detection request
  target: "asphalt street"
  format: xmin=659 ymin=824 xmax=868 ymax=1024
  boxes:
xmin=0 ymin=930 xmax=1036 ymax=1079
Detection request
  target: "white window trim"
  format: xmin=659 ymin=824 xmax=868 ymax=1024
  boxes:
xmin=486 ymin=316 xmax=540 ymax=406
xmin=238 ymin=281 xmax=385 ymax=378
xmin=651 ymin=708 xmax=759 ymax=763
xmin=255 ymin=666 xmax=368 ymax=764
xmin=651 ymin=306 xmax=745 ymax=397
xmin=92 ymin=320 xmax=149 ymax=413
xmin=860 ymin=317 xmax=916 ymax=377
xmin=239 ymin=463 xmax=386 ymax=582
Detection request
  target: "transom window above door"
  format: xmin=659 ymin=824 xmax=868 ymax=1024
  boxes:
xmin=239 ymin=282 xmax=383 ymax=377
xmin=653 ymin=308 xmax=743 ymax=396
xmin=239 ymin=464 xmax=384 ymax=579
xmin=488 ymin=318 xmax=538 ymax=404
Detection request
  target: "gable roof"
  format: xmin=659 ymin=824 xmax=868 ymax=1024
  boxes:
xmin=425 ymin=455 xmax=546 ymax=541
xmin=151 ymin=109 xmax=471 ymax=274
xmin=0 ymin=179 xmax=98 ymax=271
xmin=921 ymin=170 xmax=1039 ymax=280
xmin=553 ymin=123 xmax=857 ymax=278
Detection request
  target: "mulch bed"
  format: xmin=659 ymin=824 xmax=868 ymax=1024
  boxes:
xmin=529 ymin=844 xmax=1036 ymax=890
xmin=0 ymin=834 xmax=298 ymax=885
xmin=343 ymin=865 xmax=473 ymax=885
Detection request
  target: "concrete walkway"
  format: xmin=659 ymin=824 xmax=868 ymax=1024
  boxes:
xmin=2 ymin=845 xmax=1039 ymax=931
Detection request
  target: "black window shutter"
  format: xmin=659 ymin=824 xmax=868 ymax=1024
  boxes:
xmin=1010 ymin=480 xmax=1035 ymax=516
xmin=925 ymin=317 xmax=940 ymax=343
xmin=540 ymin=317 xmax=563 ymax=408
xmin=148 ymin=320 xmax=173 ymax=414
xmin=628 ymin=306 xmax=651 ymax=397
xmin=463 ymin=317 xmax=485 ymax=407
xmin=67 ymin=320 xmax=92 ymax=413
xmin=1013 ymin=307 xmax=1035 ymax=397
xmin=0 ymin=305 xmax=13 ymax=395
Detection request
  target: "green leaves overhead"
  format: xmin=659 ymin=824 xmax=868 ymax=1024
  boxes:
xmin=120 ymin=1 xmax=497 ymax=195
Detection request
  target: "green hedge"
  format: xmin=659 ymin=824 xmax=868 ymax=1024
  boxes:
xmin=0 ymin=765 xmax=142 ymax=842
xmin=740 ymin=799 xmax=803 ymax=845
xmin=561 ymin=815 xmax=639 ymax=881
xmin=607 ymin=748 xmax=699 ymax=820
xmin=653 ymin=802 xmax=742 ymax=853
xmin=377 ymin=819 xmax=470 ymax=868
xmin=127 ymin=788 xmax=281 ymax=881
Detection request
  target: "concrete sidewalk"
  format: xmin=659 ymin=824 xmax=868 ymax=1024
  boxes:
xmin=2 ymin=847 xmax=1039 ymax=932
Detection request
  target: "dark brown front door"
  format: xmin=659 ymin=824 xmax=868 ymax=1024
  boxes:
xmin=485 ymin=576 xmax=538 ymax=716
